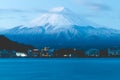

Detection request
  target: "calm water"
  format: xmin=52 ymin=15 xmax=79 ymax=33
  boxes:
xmin=0 ymin=58 xmax=120 ymax=80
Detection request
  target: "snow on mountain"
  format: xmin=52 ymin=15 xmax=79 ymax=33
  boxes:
xmin=24 ymin=7 xmax=94 ymax=29
xmin=49 ymin=7 xmax=66 ymax=12
xmin=13 ymin=7 xmax=101 ymax=35
xmin=2 ymin=7 xmax=120 ymax=48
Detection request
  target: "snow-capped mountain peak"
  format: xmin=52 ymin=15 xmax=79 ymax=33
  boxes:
xmin=49 ymin=6 xmax=72 ymax=14
xmin=49 ymin=7 xmax=66 ymax=13
xmin=24 ymin=7 xmax=91 ymax=28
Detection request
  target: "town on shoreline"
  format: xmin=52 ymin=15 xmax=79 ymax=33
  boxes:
xmin=0 ymin=46 xmax=120 ymax=58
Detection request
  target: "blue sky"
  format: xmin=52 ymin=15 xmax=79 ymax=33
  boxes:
xmin=0 ymin=0 xmax=120 ymax=30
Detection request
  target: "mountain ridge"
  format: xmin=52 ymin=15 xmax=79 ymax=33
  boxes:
xmin=1 ymin=7 xmax=120 ymax=49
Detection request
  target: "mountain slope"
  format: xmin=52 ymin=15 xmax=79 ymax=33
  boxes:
xmin=0 ymin=35 xmax=33 ymax=52
xmin=1 ymin=7 xmax=120 ymax=49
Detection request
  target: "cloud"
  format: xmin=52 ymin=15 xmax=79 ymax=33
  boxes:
xmin=0 ymin=9 xmax=48 ymax=14
xmin=86 ymin=2 xmax=111 ymax=11
xmin=0 ymin=9 xmax=26 ymax=13
xmin=74 ymin=0 xmax=111 ymax=11
xmin=0 ymin=8 xmax=48 ymax=21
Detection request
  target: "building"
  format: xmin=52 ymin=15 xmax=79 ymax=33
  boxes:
xmin=100 ymin=49 xmax=108 ymax=57
xmin=108 ymin=48 xmax=120 ymax=56
xmin=85 ymin=49 xmax=100 ymax=57
xmin=48 ymin=49 xmax=55 ymax=57
xmin=0 ymin=49 xmax=9 ymax=58
xmin=53 ymin=49 xmax=71 ymax=58
xmin=16 ymin=52 xmax=27 ymax=57
xmin=31 ymin=49 xmax=41 ymax=57
xmin=41 ymin=47 xmax=50 ymax=57
xmin=53 ymin=48 xmax=84 ymax=58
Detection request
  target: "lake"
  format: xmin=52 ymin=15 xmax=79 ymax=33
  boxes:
xmin=0 ymin=58 xmax=120 ymax=80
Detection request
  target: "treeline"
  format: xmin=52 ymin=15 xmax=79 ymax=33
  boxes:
xmin=0 ymin=35 xmax=34 ymax=52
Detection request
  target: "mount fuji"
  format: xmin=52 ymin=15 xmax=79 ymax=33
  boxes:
xmin=1 ymin=7 xmax=120 ymax=49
